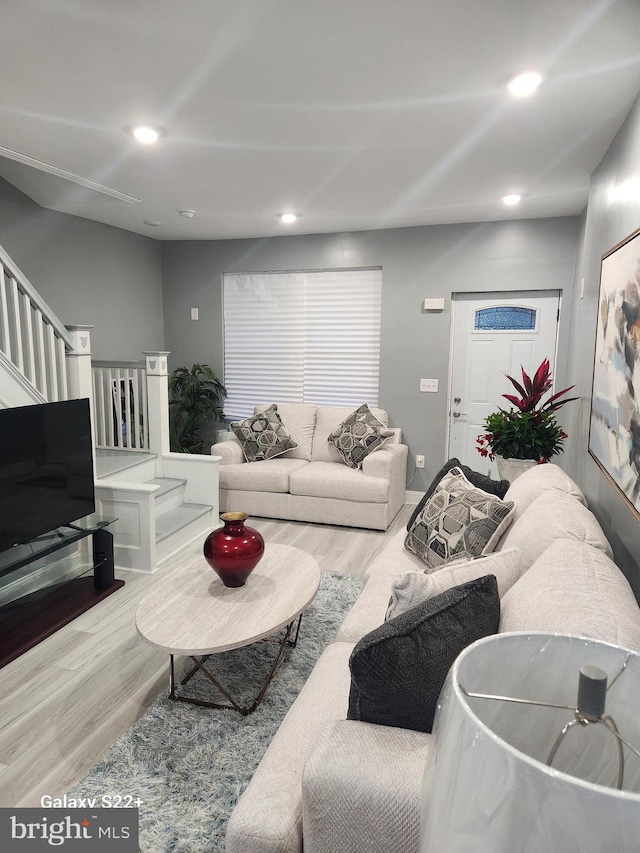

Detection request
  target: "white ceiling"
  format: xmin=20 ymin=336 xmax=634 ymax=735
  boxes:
xmin=1 ymin=0 xmax=640 ymax=241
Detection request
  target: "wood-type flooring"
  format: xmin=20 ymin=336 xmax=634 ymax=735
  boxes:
xmin=0 ymin=506 xmax=412 ymax=807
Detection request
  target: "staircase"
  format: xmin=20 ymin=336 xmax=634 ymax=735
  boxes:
xmin=95 ymin=449 xmax=216 ymax=572
xmin=0 ymin=244 xmax=70 ymax=407
xmin=0 ymin=244 xmax=220 ymax=574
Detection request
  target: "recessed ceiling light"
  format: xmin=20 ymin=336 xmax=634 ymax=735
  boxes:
xmin=507 ymin=72 xmax=542 ymax=97
xmin=131 ymin=124 xmax=162 ymax=144
xmin=143 ymin=220 xmax=161 ymax=227
xmin=502 ymin=194 xmax=522 ymax=206
xmin=280 ymin=213 xmax=298 ymax=224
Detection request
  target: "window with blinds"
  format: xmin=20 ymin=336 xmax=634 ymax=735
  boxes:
xmin=223 ymin=268 xmax=382 ymax=419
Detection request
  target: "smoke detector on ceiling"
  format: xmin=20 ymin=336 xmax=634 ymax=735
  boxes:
xmin=178 ymin=209 xmax=195 ymax=219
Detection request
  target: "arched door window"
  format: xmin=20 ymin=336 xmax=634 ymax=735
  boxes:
xmin=474 ymin=306 xmax=537 ymax=331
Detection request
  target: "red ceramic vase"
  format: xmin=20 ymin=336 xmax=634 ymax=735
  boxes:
xmin=203 ymin=512 xmax=265 ymax=588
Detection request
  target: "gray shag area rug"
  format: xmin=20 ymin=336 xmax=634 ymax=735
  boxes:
xmin=69 ymin=572 xmax=362 ymax=853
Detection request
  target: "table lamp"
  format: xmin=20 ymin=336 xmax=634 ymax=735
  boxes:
xmin=420 ymin=632 xmax=640 ymax=853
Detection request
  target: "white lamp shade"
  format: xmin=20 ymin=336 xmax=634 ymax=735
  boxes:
xmin=420 ymin=632 xmax=640 ymax=853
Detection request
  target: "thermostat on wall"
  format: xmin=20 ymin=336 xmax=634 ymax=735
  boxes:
xmin=422 ymin=298 xmax=445 ymax=311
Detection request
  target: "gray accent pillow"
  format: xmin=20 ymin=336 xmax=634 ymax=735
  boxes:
xmin=327 ymin=403 xmax=394 ymax=469
xmin=407 ymin=457 xmax=510 ymax=532
xmin=230 ymin=404 xmax=299 ymax=462
xmin=385 ymin=547 xmax=524 ymax=621
xmin=347 ymin=575 xmax=500 ymax=733
xmin=405 ymin=467 xmax=515 ymax=570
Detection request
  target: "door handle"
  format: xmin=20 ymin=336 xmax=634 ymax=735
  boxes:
xmin=452 ymin=411 xmax=467 ymax=418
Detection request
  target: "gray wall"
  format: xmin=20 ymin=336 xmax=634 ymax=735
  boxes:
xmin=4 ymin=102 xmax=638 ymax=585
xmin=564 ymin=93 xmax=640 ymax=596
xmin=0 ymin=178 xmax=164 ymax=360
xmin=162 ymin=216 xmax=581 ymax=491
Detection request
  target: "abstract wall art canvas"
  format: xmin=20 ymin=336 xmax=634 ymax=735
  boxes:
xmin=589 ymin=226 xmax=640 ymax=516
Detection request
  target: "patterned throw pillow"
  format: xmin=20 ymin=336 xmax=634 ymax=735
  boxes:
xmin=230 ymin=404 xmax=299 ymax=462
xmin=327 ymin=403 xmax=394 ymax=469
xmin=405 ymin=467 xmax=515 ymax=570
xmin=406 ymin=457 xmax=510 ymax=532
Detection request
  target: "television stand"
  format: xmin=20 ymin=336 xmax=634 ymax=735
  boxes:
xmin=0 ymin=516 xmax=123 ymax=668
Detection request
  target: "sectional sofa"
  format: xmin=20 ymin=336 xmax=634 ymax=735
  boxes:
xmin=225 ymin=463 xmax=640 ymax=853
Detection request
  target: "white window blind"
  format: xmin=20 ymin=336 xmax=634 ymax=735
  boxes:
xmin=223 ymin=268 xmax=382 ymax=419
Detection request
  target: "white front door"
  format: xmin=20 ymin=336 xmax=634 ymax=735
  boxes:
xmin=448 ymin=290 xmax=561 ymax=476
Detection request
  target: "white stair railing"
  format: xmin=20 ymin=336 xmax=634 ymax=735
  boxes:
xmin=0 ymin=245 xmax=72 ymax=401
xmin=92 ymin=360 xmax=149 ymax=450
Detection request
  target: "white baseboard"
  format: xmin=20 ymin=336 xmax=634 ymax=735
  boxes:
xmin=405 ymin=489 xmax=424 ymax=505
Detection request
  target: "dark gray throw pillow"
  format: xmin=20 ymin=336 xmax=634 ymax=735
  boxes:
xmin=407 ymin=457 xmax=510 ymax=532
xmin=347 ymin=575 xmax=500 ymax=733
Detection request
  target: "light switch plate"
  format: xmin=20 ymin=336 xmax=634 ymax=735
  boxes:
xmin=191 ymin=307 xmax=199 ymax=320
xmin=420 ymin=378 xmax=438 ymax=393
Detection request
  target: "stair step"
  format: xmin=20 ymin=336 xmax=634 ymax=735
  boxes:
xmin=155 ymin=503 xmax=212 ymax=544
xmin=95 ymin=449 xmax=157 ymax=479
xmin=146 ymin=476 xmax=187 ymax=513
xmin=145 ymin=477 xmax=186 ymax=499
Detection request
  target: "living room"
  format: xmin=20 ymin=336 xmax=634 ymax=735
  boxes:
xmin=2 ymin=1 xmax=640 ymax=850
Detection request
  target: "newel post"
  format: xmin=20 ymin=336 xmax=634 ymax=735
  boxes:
xmin=65 ymin=324 xmax=96 ymax=471
xmin=66 ymin=325 xmax=94 ymax=400
xmin=143 ymin=351 xmax=171 ymax=457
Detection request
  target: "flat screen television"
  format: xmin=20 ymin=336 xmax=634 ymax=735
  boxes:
xmin=0 ymin=398 xmax=95 ymax=552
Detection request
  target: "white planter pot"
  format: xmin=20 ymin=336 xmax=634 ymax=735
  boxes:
xmin=495 ymin=455 xmax=540 ymax=483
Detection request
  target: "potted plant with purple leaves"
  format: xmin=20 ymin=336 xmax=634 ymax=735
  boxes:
xmin=476 ymin=358 xmax=577 ymax=481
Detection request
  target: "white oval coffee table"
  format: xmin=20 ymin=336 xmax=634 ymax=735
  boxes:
xmin=136 ymin=543 xmax=321 ymax=714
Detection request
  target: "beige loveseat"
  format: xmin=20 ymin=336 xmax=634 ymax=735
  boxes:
xmin=225 ymin=463 xmax=640 ymax=853
xmin=210 ymin=403 xmax=408 ymax=530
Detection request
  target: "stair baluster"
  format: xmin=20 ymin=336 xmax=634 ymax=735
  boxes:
xmin=0 ymin=246 xmax=72 ymax=404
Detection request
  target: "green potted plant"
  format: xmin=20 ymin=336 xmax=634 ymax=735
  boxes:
xmin=168 ymin=363 xmax=227 ymax=453
xmin=476 ymin=358 xmax=577 ymax=480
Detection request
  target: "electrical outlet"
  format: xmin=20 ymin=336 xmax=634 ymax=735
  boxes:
xmin=416 ymin=454 xmax=425 ymax=468
xmin=420 ymin=378 xmax=438 ymax=393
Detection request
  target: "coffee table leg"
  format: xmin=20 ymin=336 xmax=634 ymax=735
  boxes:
xmin=245 ymin=620 xmax=295 ymax=713
xmin=184 ymin=656 xmax=246 ymax=713
xmin=288 ymin=614 xmax=303 ymax=648
xmin=168 ymin=617 xmax=303 ymax=714
xmin=180 ymin=655 xmax=209 ymax=687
